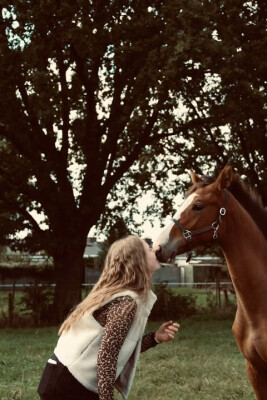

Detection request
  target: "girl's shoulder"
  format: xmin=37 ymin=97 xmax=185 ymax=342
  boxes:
xmin=93 ymin=295 xmax=137 ymax=326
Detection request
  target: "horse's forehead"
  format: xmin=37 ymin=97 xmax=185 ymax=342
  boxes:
xmin=195 ymin=185 xmax=218 ymax=199
xmin=173 ymin=192 xmax=199 ymax=218
xmin=182 ymin=192 xmax=199 ymax=210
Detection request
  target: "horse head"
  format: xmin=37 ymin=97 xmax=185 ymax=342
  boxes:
xmin=154 ymin=165 xmax=233 ymax=262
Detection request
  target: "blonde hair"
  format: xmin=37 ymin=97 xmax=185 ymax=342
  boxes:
xmin=59 ymin=235 xmax=151 ymax=334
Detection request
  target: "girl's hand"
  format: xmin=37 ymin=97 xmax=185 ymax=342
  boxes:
xmin=155 ymin=321 xmax=180 ymax=343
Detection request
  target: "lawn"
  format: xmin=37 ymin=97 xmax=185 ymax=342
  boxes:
xmin=0 ymin=313 xmax=255 ymax=400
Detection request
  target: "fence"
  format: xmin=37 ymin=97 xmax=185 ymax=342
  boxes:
xmin=0 ymin=281 xmax=233 ymax=289
xmin=0 ymin=280 xmax=234 ymax=327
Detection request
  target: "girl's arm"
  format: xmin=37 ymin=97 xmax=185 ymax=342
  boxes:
xmin=97 ymin=297 xmax=137 ymax=400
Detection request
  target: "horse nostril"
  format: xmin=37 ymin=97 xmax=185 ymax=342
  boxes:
xmin=155 ymin=246 xmax=162 ymax=261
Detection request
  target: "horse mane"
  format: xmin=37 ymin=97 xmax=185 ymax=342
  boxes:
xmin=228 ymin=175 xmax=267 ymax=240
xmin=187 ymin=174 xmax=267 ymax=240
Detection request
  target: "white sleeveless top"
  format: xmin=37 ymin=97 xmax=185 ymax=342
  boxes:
xmin=54 ymin=289 xmax=157 ymax=399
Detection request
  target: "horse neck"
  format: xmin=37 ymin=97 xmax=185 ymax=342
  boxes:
xmin=219 ymin=194 xmax=267 ymax=313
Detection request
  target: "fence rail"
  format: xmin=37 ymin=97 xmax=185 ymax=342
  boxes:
xmin=0 ymin=281 xmax=235 ymax=327
xmin=0 ymin=281 xmax=233 ymax=289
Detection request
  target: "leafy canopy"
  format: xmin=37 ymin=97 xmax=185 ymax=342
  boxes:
xmin=0 ymin=0 xmax=266 ymax=252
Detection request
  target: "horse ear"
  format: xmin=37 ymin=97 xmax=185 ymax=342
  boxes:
xmin=215 ymin=165 xmax=233 ymax=190
xmin=190 ymin=171 xmax=202 ymax=184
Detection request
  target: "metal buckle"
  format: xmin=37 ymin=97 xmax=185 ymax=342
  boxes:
xmin=213 ymin=230 xmax=218 ymax=239
xmin=220 ymin=207 xmax=226 ymax=216
xmin=183 ymin=230 xmax=192 ymax=240
xmin=212 ymin=221 xmax=219 ymax=229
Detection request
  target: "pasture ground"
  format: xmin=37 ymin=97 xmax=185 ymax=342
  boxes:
xmin=0 ymin=313 xmax=255 ymax=400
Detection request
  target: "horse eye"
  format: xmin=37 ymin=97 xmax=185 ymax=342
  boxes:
xmin=192 ymin=202 xmax=204 ymax=211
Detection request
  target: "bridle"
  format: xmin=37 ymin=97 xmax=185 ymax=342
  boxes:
xmin=171 ymin=190 xmax=229 ymax=261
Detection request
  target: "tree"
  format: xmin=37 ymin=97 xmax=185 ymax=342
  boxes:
xmin=160 ymin=0 xmax=267 ymax=201
xmin=0 ymin=0 xmax=265 ymax=320
xmin=0 ymin=0 xmax=198 ymax=320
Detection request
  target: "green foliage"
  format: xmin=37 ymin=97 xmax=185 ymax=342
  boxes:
xmin=150 ymin=284 xmax=197 ymax=321
xmin=0 ymin=0 xmax=266 ymax=248
xmin=19 ymin=284 xmax=54 ymax=326
xmin=0 ymin=0 xmax=265 ymax=318
xmin=205 ymin=291 xmax=217 ymax=310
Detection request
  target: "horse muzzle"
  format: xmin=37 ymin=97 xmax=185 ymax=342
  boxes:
xmin=155 ymin=245 xmax=176 ymax=263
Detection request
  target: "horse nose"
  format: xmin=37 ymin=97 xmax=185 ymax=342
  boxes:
xmin=155 ymin=246 xmax=163 ymax=261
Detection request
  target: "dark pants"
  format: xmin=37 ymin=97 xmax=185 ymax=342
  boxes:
xmin=38 ymin=356 xmax=99 ymax=400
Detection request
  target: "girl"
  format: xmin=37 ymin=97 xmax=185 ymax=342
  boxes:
xmin=38 ymin=235 xmax=179 ymax=400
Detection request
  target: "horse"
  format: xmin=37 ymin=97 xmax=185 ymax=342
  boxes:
xmin=154 ymin=165 xmax=267 ymax=399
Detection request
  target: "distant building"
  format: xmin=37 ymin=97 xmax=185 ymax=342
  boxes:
xmin=83 ymin=237 xmax=102 ymax=258
xmin=152 ymin=254 xmax=228 ymax=286
xmin=174 ymin=254 xmax=227 ymax=287
xmin=152 ymin=262 xmax=181 ymax=284
xmin=0 ymin=238 xmax=229 ymax=287
xmin=0 ymin=238 xmax=103 ymax=286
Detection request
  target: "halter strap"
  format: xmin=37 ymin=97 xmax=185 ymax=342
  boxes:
xmin=171 ymin=190 xmax=229 ymax=255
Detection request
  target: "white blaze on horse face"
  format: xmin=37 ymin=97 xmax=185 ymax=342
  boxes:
xmin=173 ymin=192 xmax=199 ymax=221
xmin=154 ymin=193 xmax=199 ymax=247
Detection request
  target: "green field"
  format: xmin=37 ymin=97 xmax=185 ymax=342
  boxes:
xmin=0 ymin=314 xmax=255 ymax=400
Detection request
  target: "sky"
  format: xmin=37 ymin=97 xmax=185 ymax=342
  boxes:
xmin=88 ymin=191 xmax=184 ymax=243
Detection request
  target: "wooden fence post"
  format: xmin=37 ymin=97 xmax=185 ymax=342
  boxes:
xmin=8 ymin=282 xmax=15 ymax=326
xmin=223 ymin=289 xmax=229 ymax=306
xmin=215 ymin=278 xmax=221 ymax=308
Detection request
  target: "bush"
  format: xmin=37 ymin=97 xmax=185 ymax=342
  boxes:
xmin=19 ymin=284 xmax=55 ymax=326
xmin=150 ymin=284 xmax=197 ymax=321
xmin=206 ymin=291 xmax=217 ymax=309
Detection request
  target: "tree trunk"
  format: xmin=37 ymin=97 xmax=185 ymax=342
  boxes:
xmin=50 ymin=208 xmax=103 ymax=323
xmin=53 ymin=244 xmax=85 ymax=323
xmin=260 ymin=182 xmax=267 ymax=207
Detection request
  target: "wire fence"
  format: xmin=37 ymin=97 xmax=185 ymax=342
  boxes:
xmin=0 ymin=280 xmax=235 ymax=327
xmin=0 ymin=281 xmax=233 ymax=289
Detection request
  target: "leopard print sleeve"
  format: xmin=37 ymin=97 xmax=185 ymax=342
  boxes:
xmin=96 ymin=297 xmax=137 ymax=400
xmin=141 ymin=332 xmax=159 ymax=352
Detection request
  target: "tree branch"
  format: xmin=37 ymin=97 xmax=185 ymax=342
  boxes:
xmin=17 ymin=78 xmax=58 ymax=159
xmin=57 ymin=51 xmax=70 ymax=168
xmin=70 ymin=45 xmax=100 ymax=155
xmin=235 ymin=127 xmax=262 ymax=189
xmin=102 ymin=109 xmax=159 ymax=195
xmin=147 ymin=116 xmax=212 ymax=143
xmin=19 ymin=208 xmax=46 ymax=237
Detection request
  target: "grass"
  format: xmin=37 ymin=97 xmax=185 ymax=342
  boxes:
xmin=128 ymin=315 xmax=254 ymax=400
xmin=0 ymin=326 xmax=55 ymax=400
xmin=0 ymin=314 xmax=255 ymax=400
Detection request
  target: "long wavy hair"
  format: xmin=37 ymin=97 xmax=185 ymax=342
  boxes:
xmin=59 ymin=235 xmax=151 ymax=334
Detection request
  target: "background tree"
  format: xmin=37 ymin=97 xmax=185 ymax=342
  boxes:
xmin=174 ymin=0 xmax=267 ymax=201
xmin=0 ymin=0 xmax=266 ymax=320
